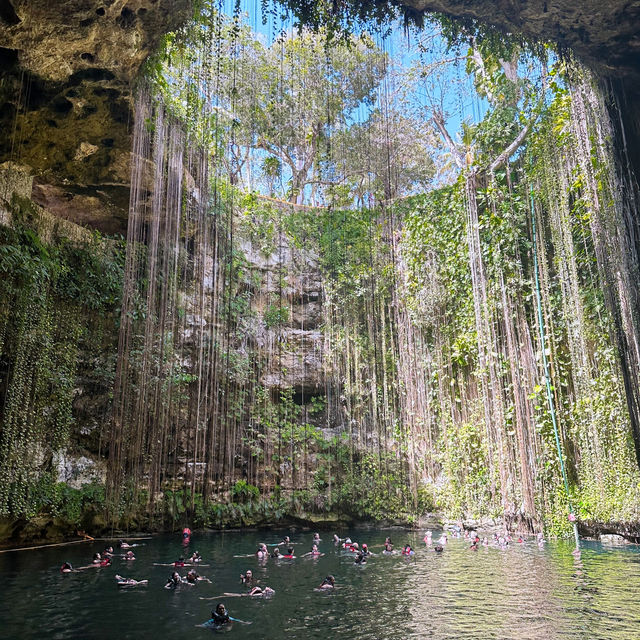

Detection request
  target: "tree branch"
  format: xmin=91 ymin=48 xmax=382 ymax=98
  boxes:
xmin=431 ymin=110 xmax=466 ymax=170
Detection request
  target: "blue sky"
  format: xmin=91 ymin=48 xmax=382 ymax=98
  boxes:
xmin=216 ymin=0 xmax=487 ymax=139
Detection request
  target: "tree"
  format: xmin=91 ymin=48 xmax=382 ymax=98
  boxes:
xmin=246 ymin=30 xmax=387 ymax=203
xmin=326 ymin=107 xmax=437 ymax=205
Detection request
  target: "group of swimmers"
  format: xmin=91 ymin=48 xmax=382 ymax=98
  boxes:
xmin=60 ymin=526 xmax=545 ymax=629
xmin=420 ymin=526 xmax=546 ymax=551
xmin=60 ymin=541 xmax=141 ymax=573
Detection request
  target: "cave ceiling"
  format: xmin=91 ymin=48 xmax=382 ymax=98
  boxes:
xmin=1 ymin=0 xmax=638 ymax=233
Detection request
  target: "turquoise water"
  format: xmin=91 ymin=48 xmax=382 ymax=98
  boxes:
xmin=1 ymin=528 xmax=639 ymax=639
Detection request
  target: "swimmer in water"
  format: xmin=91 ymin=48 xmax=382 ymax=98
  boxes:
xmin=271 ymin=547 xmax=281 ymax=559
xmin=333 ymin=534 xmax=344 ymax=545
xmin=115 ymin=574 xmax=148 ymax=587
xmin=60 ymin=562 xmax=73 ymax=573
xmin=256 ymin=543 xmax=268 ymax=559
xmin=281 ymin=547 xmax=296 ymax=559
xmin=173 ymin=557 xmax=185 ymax=567
xmin=313 ymin=532 xmax=321 ymax=543
xmin=186 ymin=568 xmax=211 ymax=584
xmin=354 ymin=550 xmax=367 ymax=564
xmin=383 ymin=542 xmax=394 ymax=554
xmin=303 ymin=544 xmax=324 ymax=557
xmin=92 ymin=552 xmax=102 ymax=564
xmin=240 ymin=569 xmax=253 ymax=584
xmin=423 ymin=531 xmax=432 ymax=545
xmin=316 ymin=575 xmax=335 ymax=590
xmin=124 ymin=550 xmax=135 ymax=561
xmin=211 ymin=603 xmax=230 ymax=626
xmin=434 ymin=545 xmax=444 ymax=553
xmin=438 ymin=533 xmax=448 ymax=545
xmin=213 ymin=586 xmax=276 ymax=598
xmin=119 ymin=540 xmax=132 ymax=549
xmin=103 ymin=546 xmax=114 ymax=557
xmin=165 ymin=572 xmax=185 ymax=589
xmin=189 ymin=551 xmax=202 ymax=563
xmin=482 ymin=537 xmax=489 ymax=547
xmin=402 ymin=544 xmax=415 ymax=556
xmin=278 ymin=535 xmax=291 ymax=546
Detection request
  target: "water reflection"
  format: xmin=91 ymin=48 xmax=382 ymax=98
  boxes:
xmin=0 ymin=530 xmax=639 ymax=639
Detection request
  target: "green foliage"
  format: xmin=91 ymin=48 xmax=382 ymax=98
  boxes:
xmin=0 ymin=216 xmax=124 ymax=518
xmin=263 ymin=303 xmax=289 ymax=328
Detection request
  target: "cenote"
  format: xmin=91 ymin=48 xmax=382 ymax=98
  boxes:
xmin=2 ymin=530 xmax=640 ymax=639
xmin=3 ymin=1 xmax=640 ymax=636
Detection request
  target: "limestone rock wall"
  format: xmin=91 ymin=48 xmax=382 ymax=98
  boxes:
xmin=0 ymin=0 xmax=191 ymax=234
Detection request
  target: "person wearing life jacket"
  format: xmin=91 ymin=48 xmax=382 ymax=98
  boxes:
xmin=189 ymin=550 xmax=202 ymax=563
xmin=174 ymin=557 xmax=185 ymax=567
xmin=124 ymin=550 xmax=135 ymax=561
xmin=281 ymin=547 xmax=296 ymax=559
xmin=211 ymin=603 xmax=230 ymax=626
xmin=182 ymin=527 xmax=192 ymax=543
xmin=99 ymin=556 xmax=112 ymax=567
xmin=354 ymin=550 xmax=367 ymax=564
xmin=316 ymin=575 xmax=335 ymax=590
xmin=116 ymin=574 xmax=148 ymax=587
xmin=165 ymin=572 xmax=183 ymax=589
xmin=60 ymin=562 xmax=73 ymax=573
xmin=383 ymin=542 xmax=394 ymax=554
xmin=186 ymin=568 xmax=199 ymax=584
xmin=247 ymin=585 xmax=275 ymax=597
xmin=402 ymin=545 xmax=415 ymax=556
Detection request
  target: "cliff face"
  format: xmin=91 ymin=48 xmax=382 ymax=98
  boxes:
xmin=402 ymin=0 xmax=640 ymax=83
xmin=1 ymin=1 xmax=640 ymax=235
xmin=0 ymin=0 xmax=191 ymax=234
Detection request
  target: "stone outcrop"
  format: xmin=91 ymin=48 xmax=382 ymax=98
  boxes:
xmin=0 ymin=0 xmax=191 ymax=234
xmin=401 ymin=1 xmax=640 ymax=83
